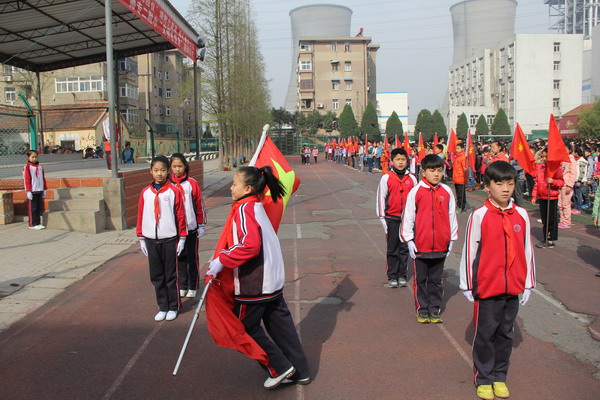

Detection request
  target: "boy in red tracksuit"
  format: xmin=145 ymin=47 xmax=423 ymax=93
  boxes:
xmin=532 ymin=148 xmax=564 ymax=248
xmin=402 ymin=154 xmax=458 ymax=323
xmin=460 ymin=161 xmax=536 ymax=400
xmin=452 ymin=142 xmax=468 ymax=213
xmin=377 ymin=148 xmax=418 ymax=288
xmin=23 ymin=150 xmax=48 ymax=230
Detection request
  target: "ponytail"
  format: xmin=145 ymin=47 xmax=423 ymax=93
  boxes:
xmin=238 ymin=166 xmax=286 ymax=202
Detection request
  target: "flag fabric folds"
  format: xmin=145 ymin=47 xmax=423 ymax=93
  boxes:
xmin=204 ymin=125 xmax=300 ymax=366
xmin=404 ymin=132 xmax=410 ymax=153
xmin=466 ymin=129 xmax=476 ymax=170
xmin=546 ymin=114 xmax=570 ymax=176
xmin=418 ymin=132 xmax=426 ymax=162
xmin=509 ymin=123 xmax=536 ymax=176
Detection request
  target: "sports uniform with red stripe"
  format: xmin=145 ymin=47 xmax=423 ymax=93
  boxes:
xmin=401 ymin=180 xmax=458 ymax=315
xmin=171 ymin=174 xmax=206 ymax=292
xmin=136 ymin=181 xmax=187 ymax=313
xmin=23 ymin=161 xmax=47 ymax=227
xmin=218 ymin=196 xmax=309 ymax=380
xmin=376 ymin=168 xmax=417 ymax=281
xmin=459 ymin=198 xmax=536 ymax=386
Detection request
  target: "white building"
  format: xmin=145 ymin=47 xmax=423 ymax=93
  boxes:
xmin=592 ymin=24 xmax=600 ymax=100
xmin=448 ymin=33 xmax=583 ymax=135
xmin=376 ymin=92 xmax=409 ymax=132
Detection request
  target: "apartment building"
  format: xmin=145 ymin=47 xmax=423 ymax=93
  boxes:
xmin=296 ymin=36 xmax=379 ymax=123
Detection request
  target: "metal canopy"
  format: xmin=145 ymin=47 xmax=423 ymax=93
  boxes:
xmin=0 ymin=0 xmax=199 ymax=72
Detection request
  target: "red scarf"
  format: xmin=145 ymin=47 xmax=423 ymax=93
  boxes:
xmin=421 ymin=178 xmax=444 ymax=217
xmin=27 ymin=161 xmax=40 ymax=178
xmin=387 ymin=169 xmax=409 ymax=193
xmin=485 ymin=199 xmax=515 ymax=270
xmin=170 ymin=173 xmax=188 ymax=201
xmin=151 ymin=181 xmax=172 ymax=224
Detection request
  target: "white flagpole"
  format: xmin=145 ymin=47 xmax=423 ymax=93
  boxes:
xmin=249 ymin=124 xmax=270 ymax=167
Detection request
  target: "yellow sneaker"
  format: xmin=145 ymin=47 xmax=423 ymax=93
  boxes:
xmin=476 ymin=384 xmax=494 ymax=400
xmin=416 ymin=311 xmax=430 ymax=324
xmin=493 ymin=382 xmax=510 ymax=398
xmin=429 ymin=312 xmax=443 ymax=323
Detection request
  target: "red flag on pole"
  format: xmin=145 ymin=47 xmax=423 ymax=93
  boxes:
xmin=509 ymin=123 xmax=536 ymax=176
xmin=447 ymin=128 xmax=457 ymax=155
xmin=433 ymin=132 xmax=439 ymax=150
xmin=418 ymin=132 xmax=426 ymax=162
xmin=404 ymin=132 xmax=410 ymax=153
xmin=546 ymin=114 xmax=570 ymax=176
xmin=395 ymin=135 xmax=401 ymax=149
xmin=205 ymin=125 xmax=300 ymax=366
xmin=466 ymin=129 xmax=476 ymax=170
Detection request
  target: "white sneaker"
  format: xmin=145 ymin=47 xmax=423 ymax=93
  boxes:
xmin=37 ymin=225 xmax=46 ymax=229
xmin=186 ymin=290 xmax=197 ymax=298
xmin=166 ymin=310 xmax=178 ymax=321
xmin=154 ymin=311 xmax=167 ymax=321
xmin=179 ymin=290 xmax=188 ymax=297
xmin=264 ymin=366 xmax=295 ymax=389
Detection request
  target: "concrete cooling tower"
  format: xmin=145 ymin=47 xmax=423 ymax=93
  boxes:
xmin=284 ymin=4 xmax=353 ymax=111
xmin=450 ymin=0 xmax=517 ymax=65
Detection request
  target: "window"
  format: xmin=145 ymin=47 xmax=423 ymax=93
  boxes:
xmin=153 ymin=104 xmax=158 ymax=115
xmin=470 ymin=115 xmax=478 ymax=126
xmin=331 ymin=62 xmax=339 ymax=72
xmin=153 ymin=67 xmax=157 ymax=77
xmin=300 ymin=80 xmax=313 ymax=90
xmin=345 ymin=80 xmax=352 ymax=90
xmin=120 ymin=109 xmax=140 ymax=124
xmin=331 ymin=42 xmax=337 ymax=52
xmin=165 ymin=71 xmax=170 ymax=81
xmin=166 ymin=88 xmax=172 ymax=98
xmin=5 ymin=87 xmax=16 ymax=102
xmin=153 ymin=86 xmax=157 ymax=97
xmin=119 ymin=84 xmax=139 ymax=99
xmin=332 ymin=81 xmax=339 ymax=90
xmin=344 ymin=62 xmax=351 ymax=72
xmin=553 ymin=98 xmax=560 ymax=108
xmin=165 ymin=55 xmax=170 ymax=62
xmin=300 ymin=42 xmax=310 ymax=51
xmin=553 ymin=42 xmax=561 ymax=52
xmin=486 ymin=115 xmax=494 ymax=126
xmin=345 ymin=98 xmax=352 ymax=106
xmin=118 ymin=58 xmax=138 ymax=74
xmin=344 ymin=42 xmax=351 ymax=52
xmin=158 ymin=71 xmax=162 ymax=80
xmin=158 ymin=87 xmax=163 ymax=97
xmin=332 ymin=99 xmax=339 ymax=110
xmin=553 ymin=61 xmax=560 ymax=71
xmin=166 ymin=106 xmax=171 ymax=117
xmin=187 ymin=114 xmax=192 ymax=122
xmin=55 ymin=76 xmax=106 ymax=93
xmin=553 ymin=80 xmax=560 ymax=90
xmin=300 ymin=60 xmax=312 ymax=70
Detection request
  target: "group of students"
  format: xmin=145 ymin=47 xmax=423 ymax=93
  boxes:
xmin=377 ymin=147 xmax=535 ymax=400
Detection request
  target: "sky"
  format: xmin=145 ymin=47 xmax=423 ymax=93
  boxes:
xmin=170 ymin=0 xmax=552 ymax=123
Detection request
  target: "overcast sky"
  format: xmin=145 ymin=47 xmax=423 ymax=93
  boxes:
xmin=170 ymin=0 xmax=551 ymax=123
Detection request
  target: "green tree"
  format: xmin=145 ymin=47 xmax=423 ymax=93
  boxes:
xmin=270 ymin=107 xmax=291 ymax=130
xmin=456 ymin=112 xmax=469 ymax=140
xmin=338 ymin=104 xmax=359 ymax=138
xmin=305 ymin=110 xmax=323 ymax=134
xmin=291 ymin=111 xmax=307 ymax=133
xmin=491 ymin=108 xmax=511 ymax=136
xmin=385 ymin=111 xmax=403 ymax=140
xmin=415 ymin=109 xmax=434 ymax=141
xmin=322 ymin=110 xmax=338 ymax=131
xmin=431 ymin=110 xmax=447 ymax=138
xmin=361 ymin=101 xmax=381 ymax=142
xmin=577 ymin=101 xmax=600 ymax=138
xmin=475 ymin=114 xmax=489 ymax=136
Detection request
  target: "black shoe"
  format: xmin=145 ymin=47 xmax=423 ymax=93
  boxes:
xmin=282 ymin=377 xmax=311 ymax=385
xmin=546 ymin=241 xmax=555 ymax=248
xmin=535 ymin=242 xmax=547 ymax=249
xmin=387 ymin=279 xmax=399 ymax=288
xmin=398 ymin=277 xmax=408 ymax=287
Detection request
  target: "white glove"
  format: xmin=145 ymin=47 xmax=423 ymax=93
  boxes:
xmin=463 ymin=290 xmax=475 ymax=303
xmin=407 ymin=241 xmax=417 ymax=259
xmin=207 ymin=257 xmax=224 ymax=277
xmin=42 ymin=190 xmax=46 ymax=198
xmin=446 ymin=241 xmax=454 ymax=256
xmin=380 ymin=218 xmax=388 ymax=234
xmin=176 ymin=238 xmax=186 ymax=256
xmin=26 ymin=191 xmax=33 ymax=200
xmin=139 ymin=239 xmax=148 ymax=257
xmin=520 ymin=289 xmax=531 ymax=305
xmin=197 ymin=226 xmax=205 ymax=238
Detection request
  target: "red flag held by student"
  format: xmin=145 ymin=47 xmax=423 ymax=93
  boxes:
xmin=509 ymin=123 xmax=536 ymax=176
xmin=466 ymin=129 xmax=476 ymax=170
xmin=447 ymin=129 xmax=457 ymax=155
xmin=395 ymin=135 xmax=401 ymax=149
xmin=204 ymin=125 xmax=300 ymax=366
xmin=404 ymin=132 xmax=410 ymax=153
xmin=433 ymin=132 xmax=439 ymax=150
xmin=546 ymin=114 xmax=570 ymax=176
xmin=418 ymin=132 xmax=426 ymax=162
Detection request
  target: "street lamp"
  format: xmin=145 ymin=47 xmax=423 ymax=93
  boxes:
xmin=193 ymin=38 xmax=206 ymax=159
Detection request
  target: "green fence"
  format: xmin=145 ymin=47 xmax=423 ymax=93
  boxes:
xmin=0 ymin=110 xmax=35 ymax=189
xmin=270 ymin=131 xmax=338 ymax=156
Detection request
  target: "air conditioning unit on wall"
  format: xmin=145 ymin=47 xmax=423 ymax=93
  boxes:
xmin=3 ymin=75 xmax=12 ymax=82
xmin=317 ymin=103 xmax=324 ymax=109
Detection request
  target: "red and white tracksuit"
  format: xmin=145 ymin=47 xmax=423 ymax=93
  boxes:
xmin=23 ymin=161 xmax=47 ymax=227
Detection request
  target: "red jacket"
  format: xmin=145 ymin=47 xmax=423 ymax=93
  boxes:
xmin=460 ymin=199 xmax=536 ymax=299
xmin=452 ymin=152 xmax=468 ymax=185
xmin=401 ymin=181 xmax=458 ymax=258
xmin=532 ymin=163 xmax=564 ymax=201
xmin=23 ymin=162 xmax=47 ymax=192
xmin=376 ymin=170 xmax=418 ymax=219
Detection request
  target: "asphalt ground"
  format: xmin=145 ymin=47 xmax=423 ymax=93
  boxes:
xmin=0 ymin=157 xmax=599 ymax=400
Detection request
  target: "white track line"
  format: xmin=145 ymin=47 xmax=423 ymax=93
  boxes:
xmin=102 ymin=324 xmax=162 ymax=400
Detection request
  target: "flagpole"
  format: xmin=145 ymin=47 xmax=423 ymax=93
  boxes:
xmin=172 ymin=278 xmax=214 ymax=376
xmin=249 ymin=124 xmax=270 ymax=166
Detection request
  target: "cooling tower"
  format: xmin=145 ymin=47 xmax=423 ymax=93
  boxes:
xmin=450 ymin=0 xmax=517 ymax=65
xmin=284 ymin=4 xmax=353 ymax=111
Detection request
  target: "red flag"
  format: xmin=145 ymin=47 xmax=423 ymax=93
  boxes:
xmin=205 ymin=125 xmax=300 ymax=366
xmin=447 ymin=128 xmax=457 ymax=155
xmin=404 ymin=132 xmax=410 ymax=153
xmin=466 ymin=129 xmax=476 ymax=170
xmin=433 ymin=132 xmax=439 ymax=149
xmin=509 ymin=123 xmax=536 ymax=176
xmin=418 ymin=132 xmax=426 ymax=162
xmin=546 ymin=114 xmax=570 ymax=176
xmin=395 ymin=135 xmax=401 ymax=149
